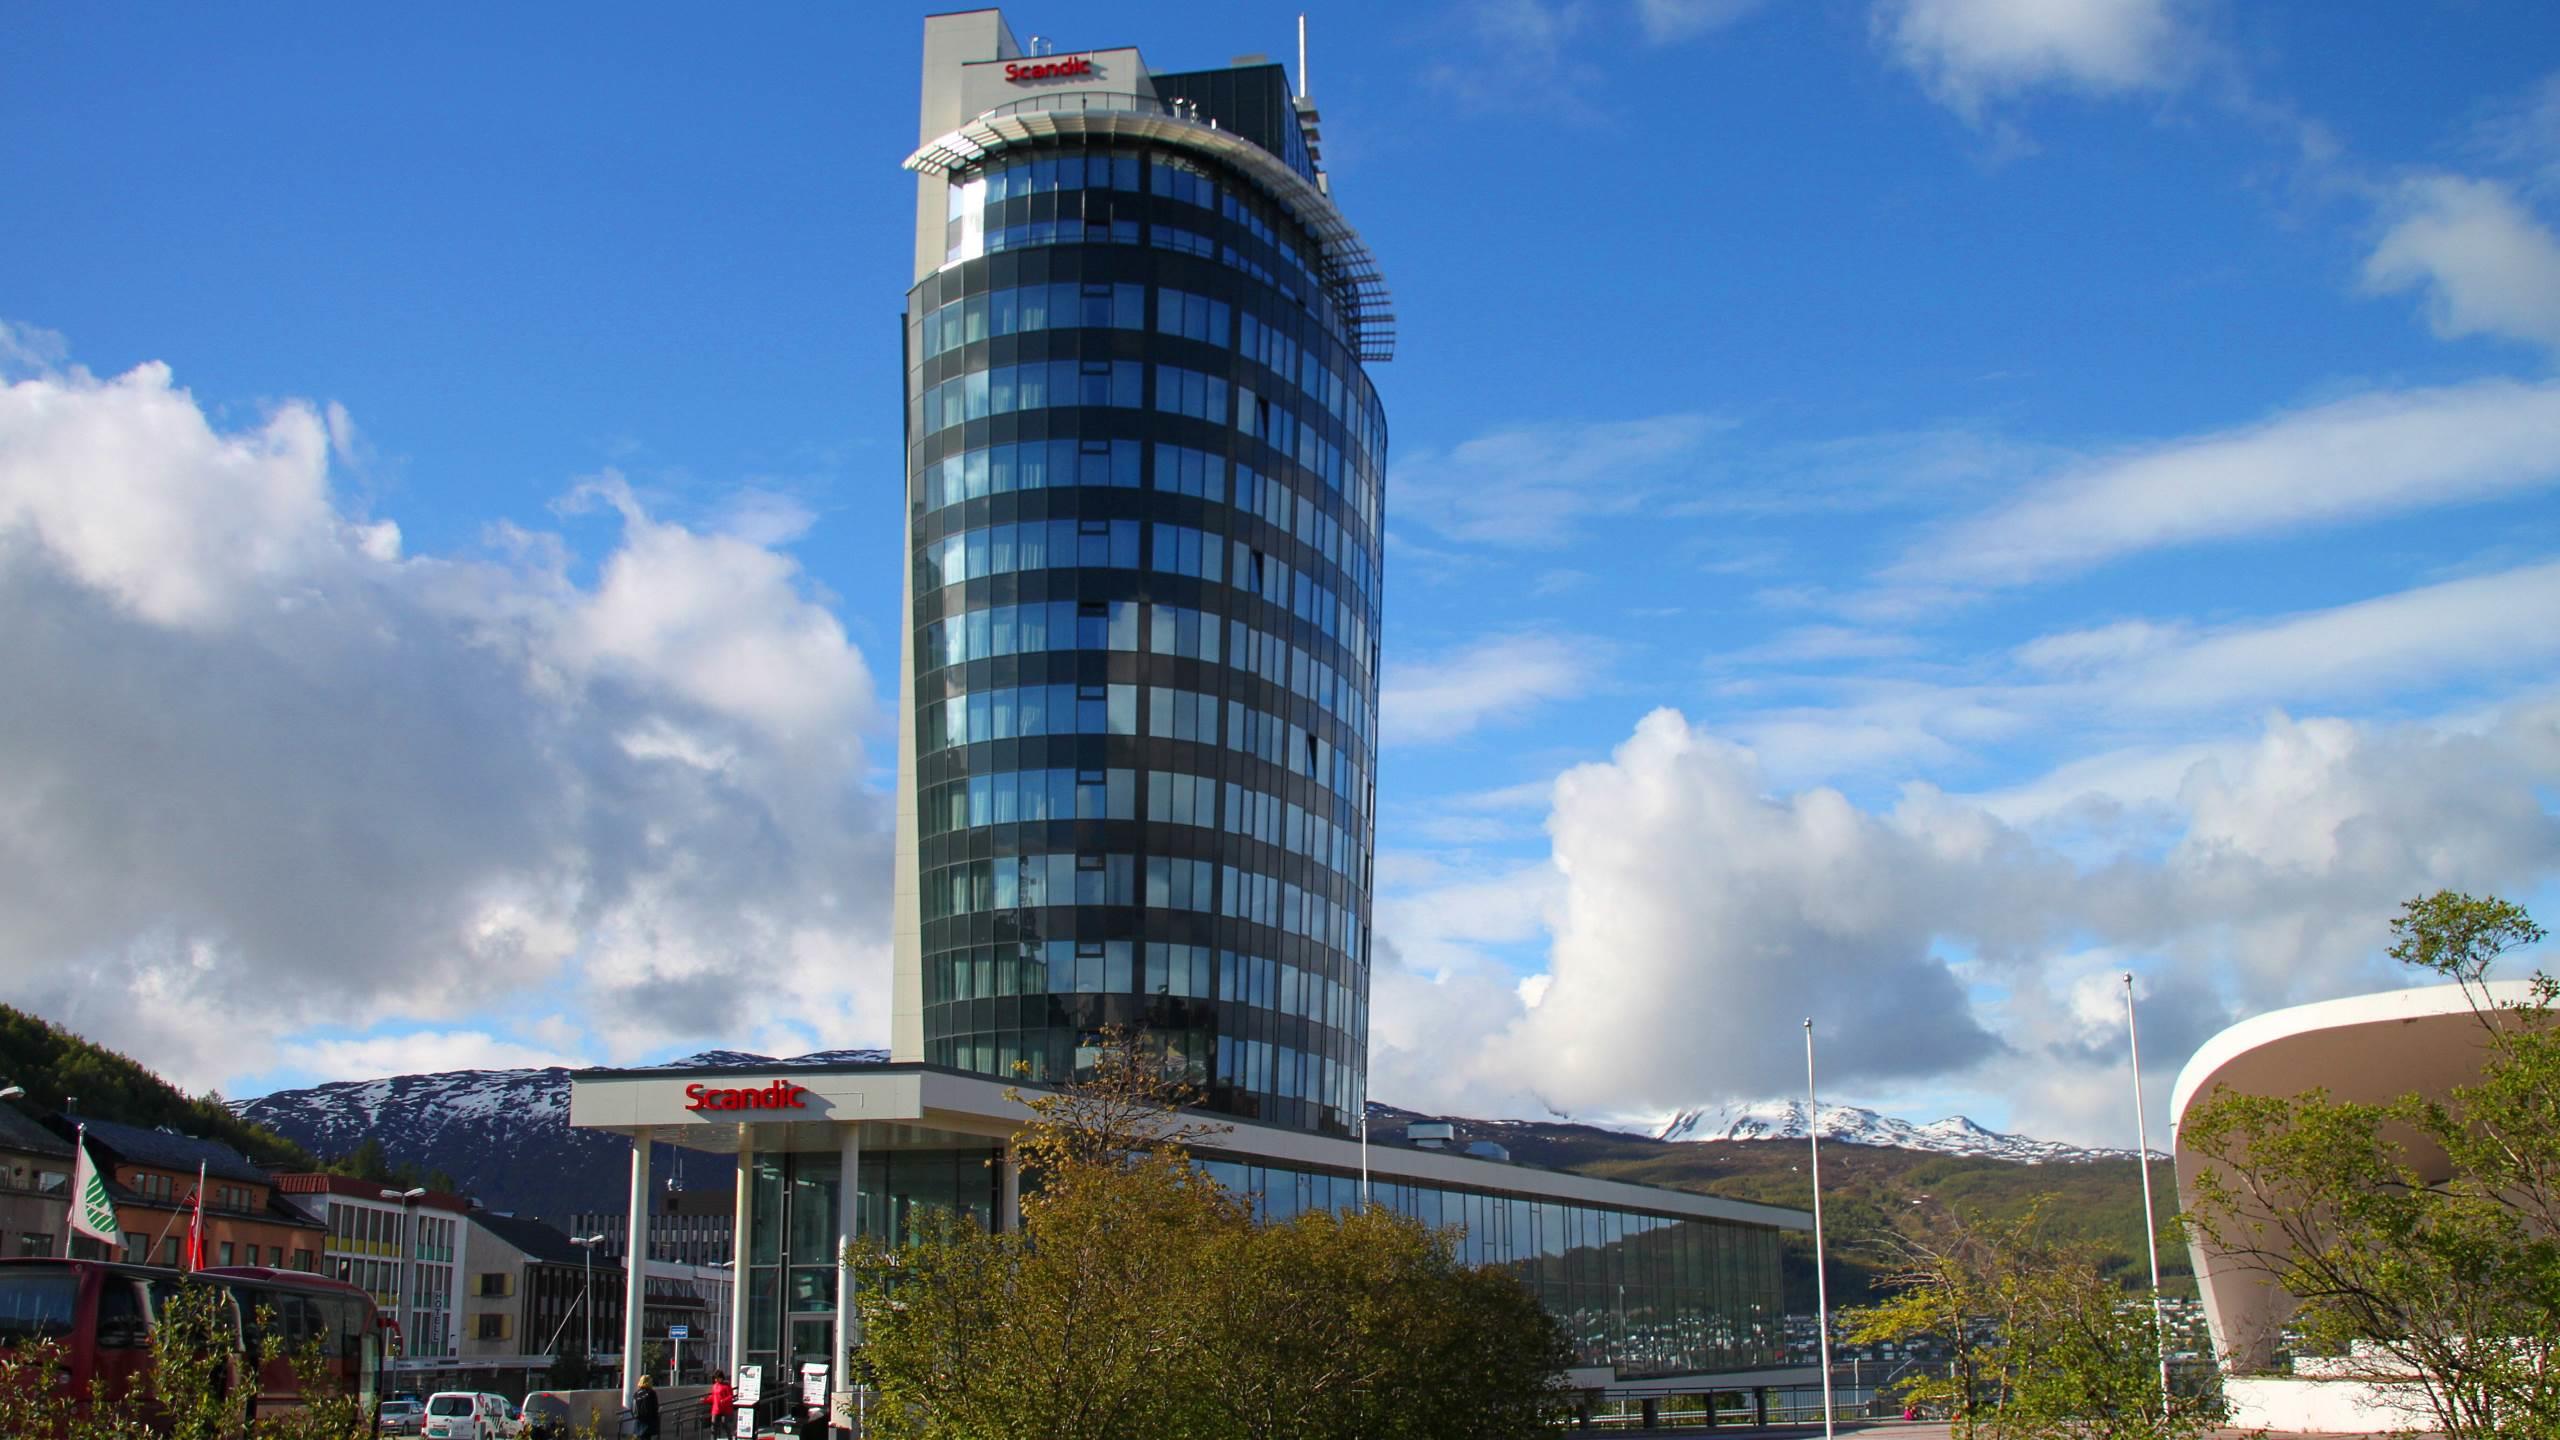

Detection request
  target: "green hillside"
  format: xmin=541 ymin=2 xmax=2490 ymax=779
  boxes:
xmin=1581 ymin=1138 xmax=2187 ymax=1304
xmin=0 ymin=1005 xmax=313 ymax=1169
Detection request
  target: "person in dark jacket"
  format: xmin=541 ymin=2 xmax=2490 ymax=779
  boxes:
xmin=631 ymin=1375 xmax=660 ymax=1438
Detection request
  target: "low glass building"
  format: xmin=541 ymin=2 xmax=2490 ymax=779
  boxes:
xmin=567 ymin=1060 xmax=1810 ymax=1423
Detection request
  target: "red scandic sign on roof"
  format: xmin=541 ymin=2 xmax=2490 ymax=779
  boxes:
xmin=1005 ymin=56 xmax=1093 ymax=82
xmin=684 ymin=1081 xmax=809 ymax=1114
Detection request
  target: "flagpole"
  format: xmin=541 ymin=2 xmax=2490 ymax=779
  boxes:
xmin=71 ymin=1123 xmax=86 ymax=1260
xmin=2125 ymin=974 xmax=2171 ymax=1419
xmin=1805 ymin=1019 xmax=1835 ymax=1440
xmin=189 ymin=1159 xmax=207 ymax=1272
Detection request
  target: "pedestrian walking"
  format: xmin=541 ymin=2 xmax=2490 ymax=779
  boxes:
xmin=632 ymin=1374 xmax=661 ymax=1439
xmin=707 ymin=1370 xmax=736 ymax=1432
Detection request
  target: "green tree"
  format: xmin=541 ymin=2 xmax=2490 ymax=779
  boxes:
xmin=0 ymin=1005 xmax=312 ymax=1168
xmin=1847 ymin=1202 xmax=2216 ymax=1440
xmin=853 ymin=1029 xmax=1571 ymax=1440
xmin=2180 ymin=890 xmax=2560 ymax=1440
xmin=854 ymin=1035 xmax=1239 ymax=1440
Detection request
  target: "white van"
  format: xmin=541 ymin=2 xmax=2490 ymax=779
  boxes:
xmin=421 ymin=1392 xmax=514 ymax=1440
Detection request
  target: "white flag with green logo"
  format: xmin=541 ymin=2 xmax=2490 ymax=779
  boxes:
xmin=68 ymin=1135 xmax=119 ymax=1246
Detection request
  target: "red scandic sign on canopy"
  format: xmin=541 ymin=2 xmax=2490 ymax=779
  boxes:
xmin=684 ymin=1081 xmax=809 ymax=1113
xmin=1004 ymin=56 xmax=1093 ymax=82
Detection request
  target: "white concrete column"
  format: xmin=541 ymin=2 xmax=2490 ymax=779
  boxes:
xmin=622 ymin=1129 xmax=652 ymax=1403
xmin=730 ymin=1130 xmax=753 ymax=1379
xmin=833 ymin=1123 xmax=862 ymax=1432
xmin=998 ymin=1143 xmax=1021 ymax=1234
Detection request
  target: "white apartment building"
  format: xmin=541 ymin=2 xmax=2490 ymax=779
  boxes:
xmin=276 ymin=1174 xmax=471 ymax=1360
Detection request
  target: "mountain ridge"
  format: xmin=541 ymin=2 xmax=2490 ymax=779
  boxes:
xmin=230 ymin=1047 xmax=887 ymax=1224
xmin=235 ymin=1052 xmax=2141 ymax=1228
xmin=1641 ymin=1098 xmax=2147 ymax=1162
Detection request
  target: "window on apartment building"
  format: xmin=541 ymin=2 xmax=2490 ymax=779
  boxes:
xmin=474 ymin=1313 xmax=508 ymax=1341
xmin=218 ymin=1242 xmax=234 ymax=1266
xmin=18 ymin=1233 xmax=52 ymax=1258
xmin=292 ymin=1249 xmax=313 ymax=1272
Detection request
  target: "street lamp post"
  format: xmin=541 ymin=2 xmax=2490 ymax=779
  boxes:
xmin=710 ymin=1260 xmax=733 ymax=1376
xmin=572 ymin=1234 xmax=607 ymax=1368
xmin=381 ymin=1189 xmax=425 ymax=1359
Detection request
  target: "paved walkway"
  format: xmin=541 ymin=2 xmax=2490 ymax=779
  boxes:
xmin=1566 ymin=1414 xmax=2426 ymax=1424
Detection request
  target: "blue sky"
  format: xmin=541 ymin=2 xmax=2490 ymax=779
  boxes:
xmin=4 ymin=1 xmax=2558 ymax=1144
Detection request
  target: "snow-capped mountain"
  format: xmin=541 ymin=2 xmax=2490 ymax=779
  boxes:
xmin=237 ymin=1053 xmax=2140 ymax=1228
xmin=232 ymin=1047 xmax=886 ymax=1226
xmin=1649 ymin=1099 xmax=2145 ymax=1162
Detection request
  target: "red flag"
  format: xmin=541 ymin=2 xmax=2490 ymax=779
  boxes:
xmin=183 ymin=1161 xmax=206 ymax=1271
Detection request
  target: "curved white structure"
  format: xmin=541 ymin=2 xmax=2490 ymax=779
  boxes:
xmin=2170 ymin=979 xmax=2534 ymax=1427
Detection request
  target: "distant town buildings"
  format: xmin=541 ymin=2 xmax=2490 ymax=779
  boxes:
xmin=569 ymin=1185 xmax=733 ymax=1266
xmin=60 ymin=1114 xmax=324 ymax=1274
xmin=273 ymin=1173 xmax=472 ymax=1360
xmin=463 ymin=1210 xmax=626 ymax=1365
xmin=0 ymin=1092 xmax=703 ymax=1392
xmin=0 ymin=1104 xmax=72 ymax=1259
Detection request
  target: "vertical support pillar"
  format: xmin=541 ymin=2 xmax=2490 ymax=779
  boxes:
xmin=832 ymin=1123 xmax=862 ymax=1436
xmin=1640 ymin=1396 xmax=1660 ymax=1430
xmin=998 ymin=1142 xmax=1021 ymax=1234
xmin=621 ymin=1129 xmax=652 ymax=1405
xmin=1752 ymin=1387 xmax=1769 ymax=1428
xmin=730 ymin=1129 xmax=754 ymax=1378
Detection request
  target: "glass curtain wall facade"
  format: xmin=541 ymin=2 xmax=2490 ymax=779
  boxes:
xmin=905 ymin=124 xmax=1387 ymax=1136
xmin=740 ymin=1148 xmax=1000 ymax=1382
xmin=1197 ymin=1158 xmax=1790 ymax=1378
xmin=731 ymin=1134 xmax=1784 ymax=1384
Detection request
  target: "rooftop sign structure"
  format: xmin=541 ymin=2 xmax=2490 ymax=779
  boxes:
xmin=903 ymin=95 xmax=1396 ymax=362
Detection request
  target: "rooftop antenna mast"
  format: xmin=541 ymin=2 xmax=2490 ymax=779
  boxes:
xmin=1297 ymin=15 xmax=1308 ymax=99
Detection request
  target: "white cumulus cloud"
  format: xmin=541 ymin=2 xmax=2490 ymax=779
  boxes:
xmin=1876 ymin=0 xmax=2192 ymax=121
xmin=1370 ymin=703 xmax=2560 ymax=1143
xmin=2364 ymin=173 xmax=2560 ymax=356
xmin=0 ymin=338 xmax=894 ymax=1092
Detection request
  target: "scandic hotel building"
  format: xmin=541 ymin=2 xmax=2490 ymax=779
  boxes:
xmin=568 ymin=10 xmax=1816 ymax=1424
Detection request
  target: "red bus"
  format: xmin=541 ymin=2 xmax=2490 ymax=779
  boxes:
xmin=0 ymin=1258 xmax=386 ymax=1432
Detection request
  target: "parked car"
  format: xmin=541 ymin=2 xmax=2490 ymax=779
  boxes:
xmin=515 ymin=1392 xmax=573 ymax=1440
xmin=377 ymin=1398 xmax=427 ymax=1436
xmin=421 ymin=1392 xmax=513 ymax=1440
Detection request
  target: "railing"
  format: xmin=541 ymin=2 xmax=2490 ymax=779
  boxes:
xmin=980 ymin=91 xmax=1175 ymax=123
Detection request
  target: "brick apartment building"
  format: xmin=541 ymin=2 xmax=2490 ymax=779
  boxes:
xmin=57 ymin=1115 xmax=323 ymax=1271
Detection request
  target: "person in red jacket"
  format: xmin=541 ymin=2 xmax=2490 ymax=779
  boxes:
xmin=706 ymin=1371 xmax=737 ymax=1432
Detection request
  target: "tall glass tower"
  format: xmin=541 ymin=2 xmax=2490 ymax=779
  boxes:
xmin=892 ymin=11 xmax=1393 ymax=1136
